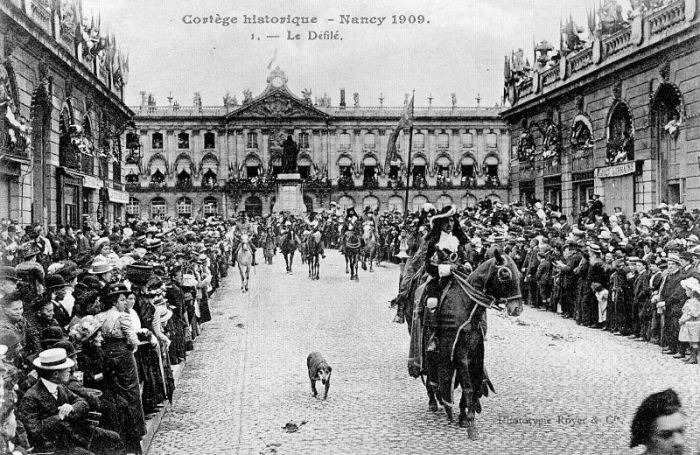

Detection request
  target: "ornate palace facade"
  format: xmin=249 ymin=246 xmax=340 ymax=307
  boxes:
xmin=502 ymin=0 xmax=700 ymax=216
xmin=125 ymin=68 xmax=510 ymax=219
xmin=1 ymin=0 xmax=132 ymax=228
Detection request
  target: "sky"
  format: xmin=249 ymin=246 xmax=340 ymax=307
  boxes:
xmin=82 ymin=0 xmax=634 ymax=108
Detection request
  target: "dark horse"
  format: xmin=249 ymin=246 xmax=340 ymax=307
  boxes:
xmin=280 ymin=230 xmax=299 ymax=274
xmin=343 ymin=230 xmax=362 ymax=282
xmin=306 ymin=235 xmax=323 ymax=280
xmin=407 ymin=249 xmax=522 ymax=439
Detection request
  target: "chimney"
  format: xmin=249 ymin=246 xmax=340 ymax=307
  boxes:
xmin=340 ymin=88 xmax=346 ymax=108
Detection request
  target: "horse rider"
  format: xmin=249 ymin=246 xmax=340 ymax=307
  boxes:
xmin=423 ymin=204 xmax=470 ymax=352
xmin=235 ymin=215 xmax=258 ymax=266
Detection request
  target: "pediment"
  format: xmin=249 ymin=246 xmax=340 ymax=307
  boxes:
xmin=226 ymin=89 xmax=329 ymax=120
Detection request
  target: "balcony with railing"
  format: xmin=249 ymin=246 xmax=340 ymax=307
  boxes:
xmin=0 ymin=131 xmax=30 ymax=162
xmin=648 ymin=0 xmax=686 ymax=35
xmin=79 ymin=154 xmax=94 ymax=175
xmin=59 ymin=147 xmax=80 ymax=170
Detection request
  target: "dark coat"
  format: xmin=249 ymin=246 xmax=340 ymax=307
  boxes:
xmin=17 ymin=380 xmax=90 ymax=452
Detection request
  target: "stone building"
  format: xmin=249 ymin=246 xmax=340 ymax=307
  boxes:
xmin=501 ymin=0 xmax=700 ymax=217
xmin=1 ymin=0 xmax=132 ymax=228
xmin=125 ymin=67 xmax=510 ymax=219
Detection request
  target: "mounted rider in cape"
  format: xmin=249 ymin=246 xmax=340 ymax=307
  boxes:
xmin=423 ymin=204 xmax=470 ymax=353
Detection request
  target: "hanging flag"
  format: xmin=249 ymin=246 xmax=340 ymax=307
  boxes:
xmin=384 ymin=93 xmax=414 ymax=172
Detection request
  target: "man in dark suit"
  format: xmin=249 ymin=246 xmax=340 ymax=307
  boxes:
xmin=17 ymin=348 xmax=124 ymax=455
xmin=659 ymin=255 xmax=689 ymax=357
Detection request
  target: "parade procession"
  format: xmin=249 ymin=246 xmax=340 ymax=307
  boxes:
xmin=2 ymin=0 xmax=700 ymax=453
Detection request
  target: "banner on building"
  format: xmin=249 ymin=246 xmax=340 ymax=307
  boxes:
xmin=108 ymin=189 xmax=130 ymax=204
xmin=594 ymin=161 xmax=635 ymax=179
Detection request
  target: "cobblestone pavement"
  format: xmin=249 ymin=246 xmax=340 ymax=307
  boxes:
xmin=149 ymin=250 xmax=700 ymax=455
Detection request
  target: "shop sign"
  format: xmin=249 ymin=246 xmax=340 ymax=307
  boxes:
xmin=108 ymin=189 xmax=130 ymax=204
xmin=594 ymin=162 xmax=635 ymax=179
xmin=82 ymin=175 xmax=103 ymax=189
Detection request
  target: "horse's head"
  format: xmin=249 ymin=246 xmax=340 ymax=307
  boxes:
xmin=468 ymin=248 xmax=523 ymax=317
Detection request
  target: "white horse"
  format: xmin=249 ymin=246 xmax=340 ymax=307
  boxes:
xmin=236 ymin=234 xmax=253 ymax=292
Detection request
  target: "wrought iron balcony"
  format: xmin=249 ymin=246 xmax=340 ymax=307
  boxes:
xmin=60 ymin=148 xmax=80 ymax=170
xmin=337 ymin=177 xmax=355 ymax=190
xmin=80 ymin=154 xmax=94 ymax=175
xmin=175 ymin=180 xmax=193 ymax=190
xmin=149 ymin=181 xmax=167 ymax=189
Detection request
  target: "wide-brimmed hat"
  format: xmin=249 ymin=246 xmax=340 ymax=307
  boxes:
xmin=55 ymin=261 xmax=80 ymax=281
xmin=69 ymin=315 xmax=105 ymax=346
xmin=0 ymin=266 xmax=18 ymax=282
xmin=430 ymin=205 xmax=457 ymax=227
xmin=45 ymin=274 xmax=69 ymax=292
xmin=19 ymin=243 xmax=41 ymax=259
xmin=32 ymin=348 xmax=75 ymax=370
xmin=88 ymin=260 xmax=114 ymax=275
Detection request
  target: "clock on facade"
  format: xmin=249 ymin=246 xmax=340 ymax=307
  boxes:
xmin=271 ymin=76 xmax=284 ymax=88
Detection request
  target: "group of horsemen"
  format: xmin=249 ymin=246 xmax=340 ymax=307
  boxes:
xmin=227 ymin=202 xmax=486 ymax=359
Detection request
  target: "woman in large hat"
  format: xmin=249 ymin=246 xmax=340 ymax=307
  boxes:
xmin=96 ymin=283 xmax=146 ymax=454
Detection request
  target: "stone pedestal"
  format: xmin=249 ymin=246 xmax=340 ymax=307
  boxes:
xmin=272 ymin=173 xmax=307 ymax=215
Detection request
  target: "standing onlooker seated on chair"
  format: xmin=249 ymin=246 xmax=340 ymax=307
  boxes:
xmin=16 ymin=347 xmax=124 ymax=455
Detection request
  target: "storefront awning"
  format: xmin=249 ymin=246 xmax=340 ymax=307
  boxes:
xmin=363 ymin=156 xmax=377 ymax=166
xmin=338 ymin=156 xmax=352 ymax=166
xmin=108 ymin=189 xmax=130 ymax=204
xmin=485 ymin=156 xmax=499 ymax=166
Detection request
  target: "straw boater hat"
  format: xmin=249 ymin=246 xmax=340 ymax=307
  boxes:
xmin=32 ymin=348 xmax=74 ymax=370
xmin=88 ymin=259 xmax=114 ymax=275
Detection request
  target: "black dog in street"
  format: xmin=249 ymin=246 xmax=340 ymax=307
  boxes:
xmin=307 ymin=352 xmax=332 ymax=400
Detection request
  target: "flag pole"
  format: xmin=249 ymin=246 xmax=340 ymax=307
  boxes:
xmin=403 ymin=91 xmax=415 ymax=221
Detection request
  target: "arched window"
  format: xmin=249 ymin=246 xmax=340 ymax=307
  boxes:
xmin=177 ymin=197 xmax=193 ymax=218
xmin=412 ymin=195 xmax=428 ymax=212
xmin=436 ymin=194 xmax=453 ymax=210
xmin=126 ymin=197 xmax=140 ymax=217
xmin=388 ymin=195 xmax=404 ymax=212
xmin=203 ymin=197 xmax=218 ymax=216
xmin=461 ymin=194 xmax=477 ymax=209
xmin=337 ymin=195 xmax=355 ymax=211
xmin=363 ymin=195 xmax=380 ymax=212
xmin=204 ymin=132 xmax=216 ymax=149
xmin=151 ymin=197 xmax=166 ymax=218
xmin=151 ymin=169 xmax=165 ymax=183
xmin=177 ymin=132 xmax=189 ymax=149
xmin=484 ymin=155 xmax=499 ymax=177
xmin=152 ymin=132 xmax=163 ymax=149
xmin=202 ymin=169 xmax=217 ymax=188
xmin=606 ymin=102 xmax=634 ymax=165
